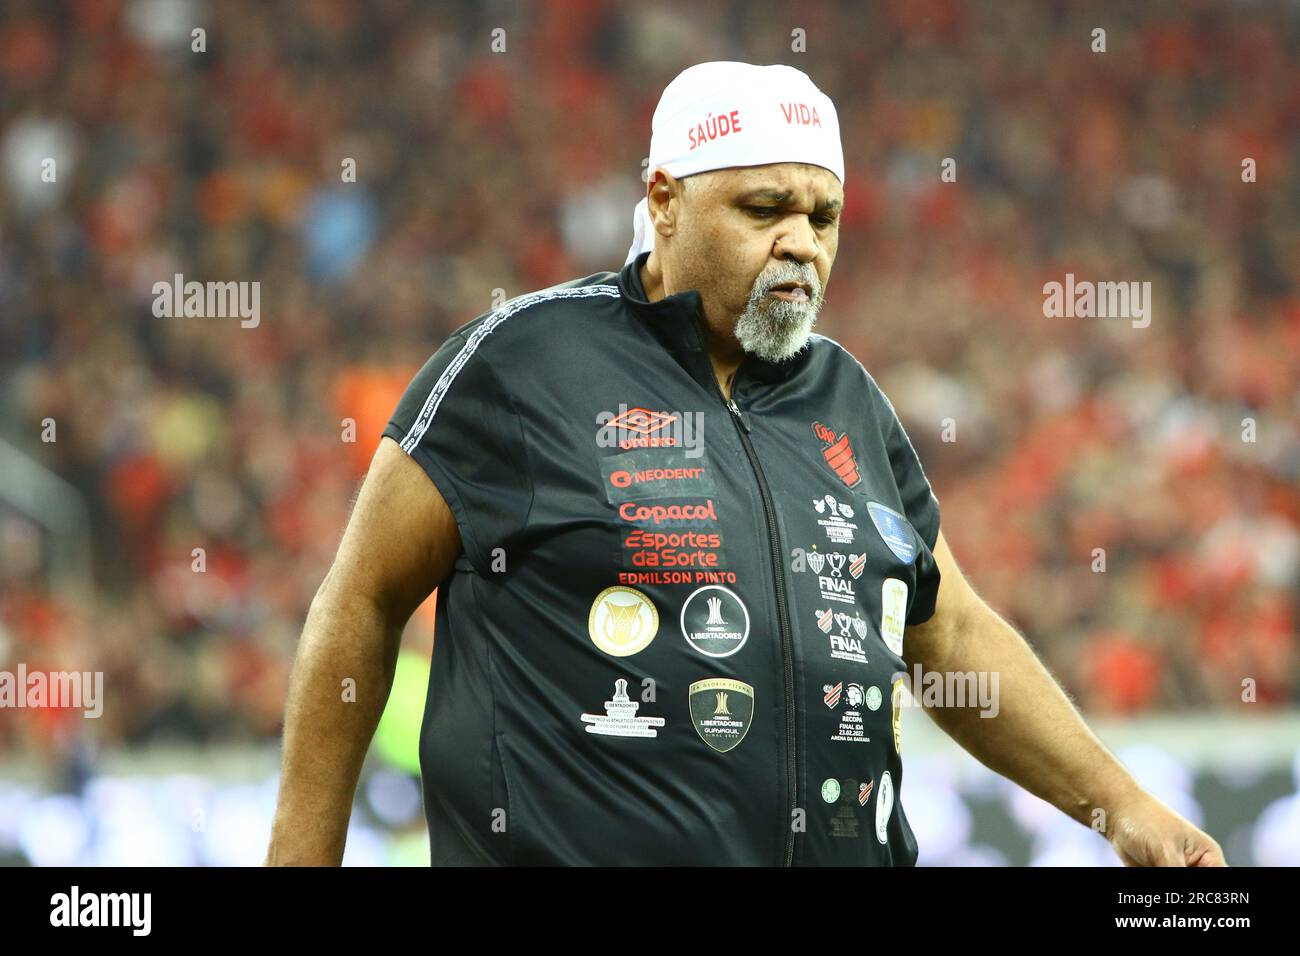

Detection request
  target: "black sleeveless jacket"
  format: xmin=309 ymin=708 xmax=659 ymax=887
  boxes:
xmin=382 ymin=250 xmax=942 ymax=865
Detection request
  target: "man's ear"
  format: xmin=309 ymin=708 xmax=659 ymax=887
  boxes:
xmin=647 ymin=171 xmax=680 ymax=237
xmin=644 ymin=175 xmax=686 ymax=244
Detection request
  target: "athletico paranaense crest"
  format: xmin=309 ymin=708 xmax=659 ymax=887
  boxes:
xmin=812 ymin=421 xmax=861 ymax=488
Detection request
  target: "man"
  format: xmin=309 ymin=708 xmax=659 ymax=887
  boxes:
xmin=266 ymin=62 xmax=1224 ymax=866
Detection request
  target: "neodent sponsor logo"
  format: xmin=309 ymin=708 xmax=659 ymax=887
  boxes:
xmin=600 ymin=448 xmax=717 ymax=506
xmin=50 ymin=886 xmax=151 ymax=936
xmin=610 ymin=465 xmax=707 ymax=488
xmin=619 ymin=500 xmax=718 ymax=525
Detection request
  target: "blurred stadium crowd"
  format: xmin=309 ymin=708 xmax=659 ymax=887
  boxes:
xmin=1 ymin=0 xmax=1297 ymax=766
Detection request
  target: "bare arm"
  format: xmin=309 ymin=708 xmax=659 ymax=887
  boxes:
xmin=904 ymin=531 xmax=1224 ymax=865
xmin=265 ymin=437 xmax=460 ymax=865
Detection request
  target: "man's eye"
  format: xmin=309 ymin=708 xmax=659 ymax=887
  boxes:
xmin=748 ymin=206 xmax=836 ymax=227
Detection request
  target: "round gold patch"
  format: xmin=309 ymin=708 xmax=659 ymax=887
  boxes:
xmin=588 ymin=586 xmax=660 ymax=657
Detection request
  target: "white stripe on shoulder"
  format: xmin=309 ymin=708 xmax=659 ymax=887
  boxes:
xmin=399 ymin=284 xmax=618 ymax=452
xmin=810 ymin=331 xmax=898 ymax=413
xmin=809 ymin=332 xmax=877 ymax=387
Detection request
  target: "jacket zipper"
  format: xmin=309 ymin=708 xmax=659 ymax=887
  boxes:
xmin=700 ymin=361 xmax=798 ymax=866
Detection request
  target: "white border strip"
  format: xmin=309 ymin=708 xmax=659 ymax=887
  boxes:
xmin=399 ymin=285 xmax=619 ymax=452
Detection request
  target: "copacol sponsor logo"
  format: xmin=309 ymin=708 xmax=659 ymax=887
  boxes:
xmin=50 ymin=886 xmax=151 ymax=936
xmin=0 ymin=666 xmax=102 ymax=718
xmin=1042 ymin=273 xmax=1151 ymax=329
xmin=596 ymin=405 xmax=704 ymax=458
xmin=152 ymin=272 xmax=261 ymax=328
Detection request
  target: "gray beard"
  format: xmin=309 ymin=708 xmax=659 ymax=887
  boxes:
xmin=733 ymin=272 xmax=823 ymax=362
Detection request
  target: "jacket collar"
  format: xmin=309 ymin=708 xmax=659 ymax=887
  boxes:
xmin=618 ymin=250 xmax=707 ymax=353
xmin=617 ymin=251 xmax=810 ymax=389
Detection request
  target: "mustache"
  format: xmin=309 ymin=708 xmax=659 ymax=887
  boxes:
xmin=759 ymin=270 xmax=816 ymax=293
xmin=755 ymin=267 xmax=822 ymax=301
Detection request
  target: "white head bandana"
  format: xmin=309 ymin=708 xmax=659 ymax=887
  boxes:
xmin=625 ymin=61 xmax=845 ymax=267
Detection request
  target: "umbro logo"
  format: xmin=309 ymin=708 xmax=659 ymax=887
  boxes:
xmin=597 ymin=404 xmax=704 ymax=456
xmin=608 ymin=407 xmax=677 ymax=435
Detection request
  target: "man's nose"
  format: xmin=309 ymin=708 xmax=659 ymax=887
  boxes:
xmin=773 ymin=217 xmax=819 ymax=264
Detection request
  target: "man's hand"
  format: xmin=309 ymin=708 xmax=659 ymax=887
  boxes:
xmin=905 ymin=531 xmax=1229 ymax=867
xmin=1105 ymin=791 xmax=1227 ymax=867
